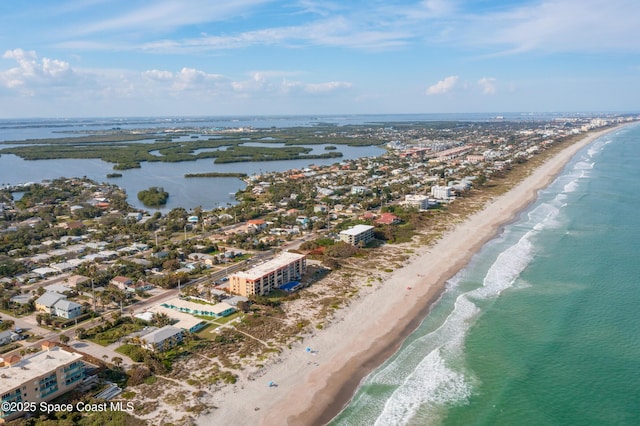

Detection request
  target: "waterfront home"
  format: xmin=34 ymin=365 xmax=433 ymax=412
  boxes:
xmin=140 ymin=326 xmax=184 ymax=352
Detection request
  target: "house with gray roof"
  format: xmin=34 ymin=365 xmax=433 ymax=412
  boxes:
xmin=52 ymin=299 xmax=83 ymax=319
xmin=0 ymin=330 xmax=21 ymax=345
xmin=35 ymin=292 xmax=66 ymax=313
xmin=140 ymin=326 xmax=184 ymax=352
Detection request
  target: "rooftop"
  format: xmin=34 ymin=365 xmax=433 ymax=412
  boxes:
xmin=0 ymin=347 xmax=83 ymax=393
xmin=232 ymin=252 xmax=305 ymax=280
xmin=340 ymin=224 xmax=374 ymax=236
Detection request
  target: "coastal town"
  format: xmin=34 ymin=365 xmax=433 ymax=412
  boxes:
xmin=0 ymin=115 xmax=636 ymax=425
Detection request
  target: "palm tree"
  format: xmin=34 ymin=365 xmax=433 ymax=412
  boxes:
xmin=75 ymin=327 xmax=86 ymax=339
xmin=112 ymin=356 xmax=123 ymax=368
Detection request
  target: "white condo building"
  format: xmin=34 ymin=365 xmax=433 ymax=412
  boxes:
xmin=430 ymin=185 xmax=453 ymax=200
xmin=404 ymin=194 xmax=430 ymax=210
xmin=339 ymin=224 xmax=375 ymax=246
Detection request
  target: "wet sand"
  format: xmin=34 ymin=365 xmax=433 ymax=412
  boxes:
xmin=196 ymin=125 xmax=625 ymax=426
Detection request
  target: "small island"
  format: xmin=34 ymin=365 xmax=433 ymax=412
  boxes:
xmin=137 ymin=186 xmax=169 ymax=207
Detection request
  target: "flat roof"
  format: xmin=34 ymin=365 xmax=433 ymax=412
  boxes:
xmin=340 ymin=224 xmax=374 ymax=236
xmin=0 ymin=347 xmax=83 ymax=393
xmin=144 ymin=305 xmax=204 ymax=331
xmin=232 ymin=252 xmax=305 ymax=280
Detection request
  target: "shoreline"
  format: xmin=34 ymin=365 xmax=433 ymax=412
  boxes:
xmin=197 ymin=124 xmax=627 ymax=426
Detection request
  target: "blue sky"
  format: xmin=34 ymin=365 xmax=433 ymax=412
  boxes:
xmin=1 ymin=0 xmax=638 ymax=117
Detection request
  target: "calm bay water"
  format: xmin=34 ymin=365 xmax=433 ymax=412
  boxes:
xmin=0 ymin=115 xmax=392 ymax=212
xmin=331 ymin=124 xmax=640 ymax=425
xmin=1 ymin=113 xmax=607 ymax=212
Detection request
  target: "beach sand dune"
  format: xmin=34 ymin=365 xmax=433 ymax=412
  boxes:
xmin=196 ymin=125 xmax=623 ymax=426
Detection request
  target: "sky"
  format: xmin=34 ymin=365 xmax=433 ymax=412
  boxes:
xmin=0 ymin=0 xmax=639 ymax=118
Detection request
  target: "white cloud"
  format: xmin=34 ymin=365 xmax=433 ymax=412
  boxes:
xmin=281 ymin=79 xmax=352 ymax=94
xmin=142 ymin=69 xmax=174 ymax=81
xmin=478 ymin=77 xmax=496 ymax=95
xmin=1 ymin=49 xmax=74 ymax=91
xmin=426 ymin=75 xmax=458 ymax=95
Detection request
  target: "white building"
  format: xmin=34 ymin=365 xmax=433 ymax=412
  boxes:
xmin=140 ymin=326 xmax=184 ymax=352
xmin=339 ymin=224 xmax=375 ymax=246
xmin=404 ymin=194 xmax=430 ymax=210
xmin=430 ymin=185 xmax=453 ymax=200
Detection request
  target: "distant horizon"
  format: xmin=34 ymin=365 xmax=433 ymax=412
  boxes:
xmin=1 ymin=111 xmax=638 ymax=122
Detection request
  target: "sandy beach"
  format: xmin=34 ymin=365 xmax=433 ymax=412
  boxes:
xmin=196 ymin=125 xmax=625 ymax=426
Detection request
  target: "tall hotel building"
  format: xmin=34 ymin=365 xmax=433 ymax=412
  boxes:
xmin=230 ymin=252 xmax=306 ymax=296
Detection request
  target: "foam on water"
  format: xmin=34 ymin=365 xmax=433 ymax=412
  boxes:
xmin=333 ymin=130 xmax=631 ymax=426
xmin=348 ymin=191 xmax=572 ymax=426
xmin=374 ymin=350 xmax=472 ymax=426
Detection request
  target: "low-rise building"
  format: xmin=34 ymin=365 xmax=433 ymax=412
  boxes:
xmin=0 ymin=343 xmax=84 ymax=423
xmin=140 ymin=326 xmax=184 ymax=352
xmin=230 ymin=252 xmax=306 ymax=297
xmin=339 ymin=224 xmax=375 ymax=246
xmin=35 ymin=292 xmax=66 ymax=314
xmin=110 ymin=276 xmax=133 ymax=290
xmin=375 ymin=213 xmax=401 ymax=225
xmin=0 ymin=331 xmax=21 ymax=346
xmin=52 ymin=299 xmax=83 ymax=319
xmin=160 ymin=298 xmax=235 ymax=318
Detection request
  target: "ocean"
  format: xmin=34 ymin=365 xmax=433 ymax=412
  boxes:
xmin=331 ymin=124 xmax=640 ymax=426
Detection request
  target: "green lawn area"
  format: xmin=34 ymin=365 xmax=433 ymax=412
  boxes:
xmin=89 ymin=322 xmax=145 ymax=346
xmin=211 ymin=311 xmax=242 ymax=325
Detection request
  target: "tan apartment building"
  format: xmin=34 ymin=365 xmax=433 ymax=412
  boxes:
xmin=0 ymin=343 xmax=84 ymax=423
xmin=230 ymin=252 xmax=306 ymax=296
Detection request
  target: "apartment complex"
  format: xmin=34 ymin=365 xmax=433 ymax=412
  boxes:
xmin=430 ymin=185 xmax=453 ymax=200
xmin=339 ymin=224 xmax=375 ymax=246
xmin=0 ymin=344 xmax=84 ymax=423
xmin=404 ymin=194 xmax=430 ymax=210
xmin=230 ymin=252 xmax=306 ymax=297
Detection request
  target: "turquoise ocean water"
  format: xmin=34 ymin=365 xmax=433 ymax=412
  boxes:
xmin=331 ymin=124 xmax=640 ymax=426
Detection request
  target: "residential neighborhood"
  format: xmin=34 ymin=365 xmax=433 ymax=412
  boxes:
xmin=0 ymin=115 xmax=636 ymax=424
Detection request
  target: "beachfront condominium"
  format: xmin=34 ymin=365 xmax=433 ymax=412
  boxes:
xmin=0 ymin=343 xmax=85 ymax=423
xmin=229 ymin=252 xmax=306 ymax=297
xmin=430 ymin=185 xmax=453 ymax=200
xmin=404 ymin=194 xmax=430 ymax=210
xmin=339 ymin=224 xmax=375 ymax=246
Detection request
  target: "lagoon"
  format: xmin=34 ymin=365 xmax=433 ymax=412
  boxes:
xmin=0 ymin=144 xmax=384 ymax=213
